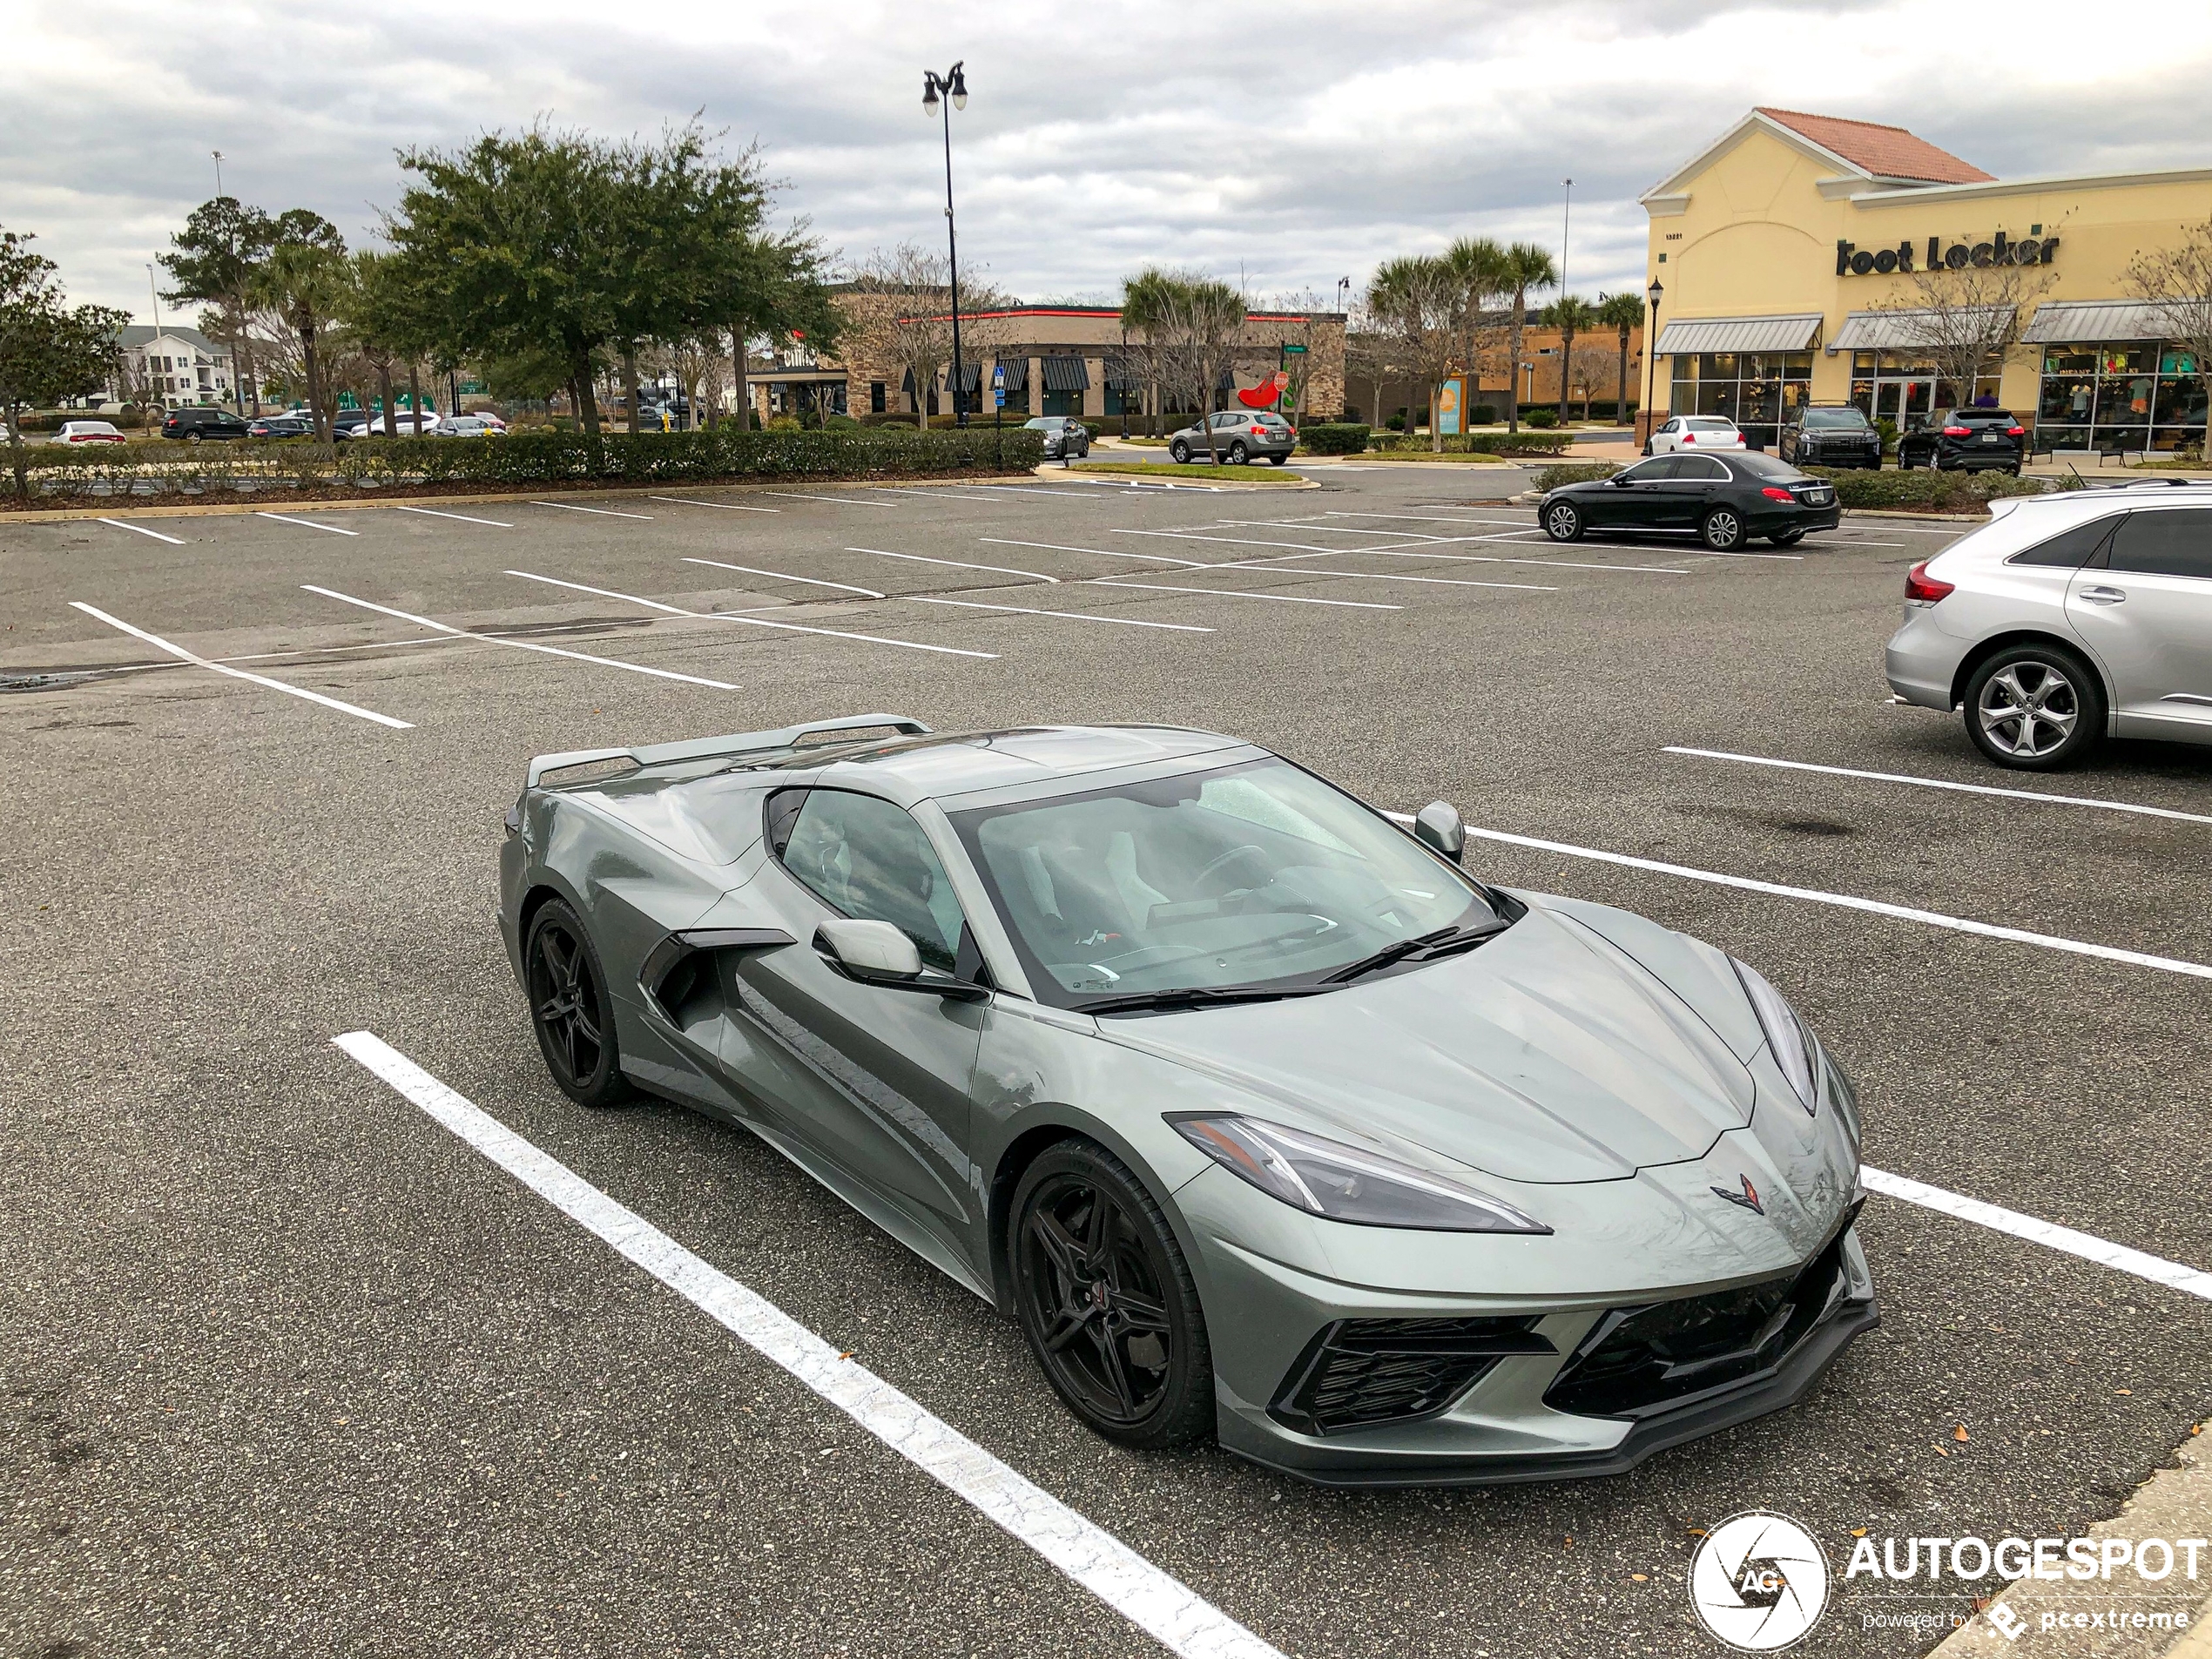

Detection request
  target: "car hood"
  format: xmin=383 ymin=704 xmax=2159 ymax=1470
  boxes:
xmin=1090 ymin=898 xmax=1759 ymax=1185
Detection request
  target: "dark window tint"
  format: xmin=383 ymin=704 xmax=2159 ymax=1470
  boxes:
xmin=1958 ymin=410 xmax=2015 ymax=425
xmin=779 ymin=789 xmax=964 ymax=970
xmin=1800 ymin=408 xmax=1869 ymax=429
xmin=1730 ymin=453 xmax=1809 ymax=481
xmin=1615 ymin=458 xmax=1677 ymax=482
xmin=2009 ymin=516 xmax=2120 ymax=568
xmin=1679 ymin=456 xmax=1730 ymax=481
xmin=2106 ymin=509 xmax=2212 ymax=579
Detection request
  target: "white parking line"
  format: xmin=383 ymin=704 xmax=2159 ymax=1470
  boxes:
xmin=1092 ymin=579 xmax=1399 ymax=610
xmin=333 ymin=1033 xmax=1285 ymax=1659
xmin=1862 ymin=1167 xmax=2212 ymax=1303
xmin=97 ymin=518 xmax=186 ymax=544
xmin=395 ymin=505 xmax=514 ymax=528
xmin=647 ymin=496 xmax=781 ymax=514
xmin=301 ymin=585 xmax=741 ymax=690
xmin=255 ymin=510 xmax=360 ymax=536
xmin=531 ymin=501 xmax=654 ymax=520
xmin=1451 ymin=822 xmax=2212 ymax=981
xmin=683 ymin=556 xmax=887 ymax=597
xmin=852 ymin=548 xmax=1058 ymax=583
xmin=1662 ymin=747 xmax=2212 ymax=826
xmin=980 ymin=537 xmax=1211 ymax=569
xmin=909 ymin=597 xmax=1212 ymax=632
xmin=505 ymin=570 xmax=996 ymax=659
xmin=69 ymin=601 xmax=412 ymax=728
xmin=760 ymin=491 xmax=898 ymax=508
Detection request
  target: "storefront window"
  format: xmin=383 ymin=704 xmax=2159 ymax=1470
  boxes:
xmin=1670 ymin=351 xmax=1810 ymax=448
xmin=2035 ymin=343 xmax=2207 ymax=454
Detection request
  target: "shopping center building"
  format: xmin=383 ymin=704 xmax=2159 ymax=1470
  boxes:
xmin=1641 ymin=108 xmax=2212 ymax=453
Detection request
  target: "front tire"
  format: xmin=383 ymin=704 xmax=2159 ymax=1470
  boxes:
xmin=1169 ymin=440 xmax=1190 ymax=463
xmin=1964 ymin=643 xmax=2106 ymax=771
xmin=1700 ymin=507 xmax=1747 ymax=551
xmin=1543 ymin=500 xmax=1584 ymax=542
xmin=1010 ymin=1140 xmax=1213 ymax=1452
xmin=523 ymin=899 xmax=635 ymax=1109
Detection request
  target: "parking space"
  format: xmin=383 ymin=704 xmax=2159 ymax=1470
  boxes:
xmin=4 ymin=462 xmax=2209 ymax=1657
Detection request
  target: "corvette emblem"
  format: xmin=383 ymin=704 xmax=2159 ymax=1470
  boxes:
xmin=1711 ymin=1174 xmax=1764 ymax=1214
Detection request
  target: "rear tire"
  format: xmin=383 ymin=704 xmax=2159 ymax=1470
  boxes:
xmin=1169 ymin=440 xmax=1190 ymax=463
xmin=1543 ymin=500 xmax=1584 ymax=542
xmin=523 ymin=899 xmax=636 ymax=1109
xmin=1963 ymin=642 xmax=2105 ymax=771
xmin=1700 ymin=507 xmax=1747 ymax=551
xmin=1010 ymin=1141 xmax=1214 ymax=1452
xmin=1228 ymin=442 xmax=1249 ymax=465
xmin=1269 ymin=454 xmax=1287 ymax=466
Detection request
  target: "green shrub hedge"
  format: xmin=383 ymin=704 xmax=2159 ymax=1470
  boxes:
xmin=8 ymin=425 xmax=1048 ymax=502
xmin=1804 ymin=466 xmax=2056 ymax=513
xmin=1522 ymin=408 xmax=1560 ymax=429
xmin=1366 ymin=430 xmax=1575 ymax=456
xmin=1531 ymin=462 xmax=1621 ymax=491
xmin=1298 ymin=423 xmax=1371 ymax=455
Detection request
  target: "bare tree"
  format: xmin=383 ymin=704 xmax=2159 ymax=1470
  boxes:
xmin=1123 ymin=268 xmax=1246 ymax=462
xmin=1367 ymin=255 xmax=1457 ymax=450
xmin=849 ymin=243 xmax=1011 ymax=428
xmin=1876 ymin=258 xmax=2054 ymax=413
xmin=1340 ymin=297 xmax=1397 ymax=429
xmin=1567 ymin=339 xmax=1613 ymax=423
xmin=2125 ymin=214 xmax=2212 ymax=453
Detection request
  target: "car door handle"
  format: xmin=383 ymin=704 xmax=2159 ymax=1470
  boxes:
xmin=2080 ymin=586 xmax=2127 ymax=605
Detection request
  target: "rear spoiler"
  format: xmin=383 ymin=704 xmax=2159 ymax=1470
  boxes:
xmin=526 ymin=713 xmax=932 ymax=789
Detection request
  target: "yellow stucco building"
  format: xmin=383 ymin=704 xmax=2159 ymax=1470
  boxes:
xmin=1640 ymin=107 xmax=2212 ymax=454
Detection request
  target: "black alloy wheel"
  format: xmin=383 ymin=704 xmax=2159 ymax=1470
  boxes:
xmin=524 ymin=899 xmax=634 ymax=1108
xmin=1010 ymin=1141 xmax=1213 ymax=1450
xmin=1170 ymin=440 xmax=1190 ymax=463
xmin=1701 ymin=507 xmax=1747 ymax=550
xmin=1963 ymin=642 xmax=2106 ymax=771
xmin=1543 ymin=500 xmax=1583 ymax=542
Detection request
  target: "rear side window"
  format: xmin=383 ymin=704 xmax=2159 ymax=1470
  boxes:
xmin=2106 ymin=509 xmax=2212 ymax=579
xmin=775 ymin=788 xmax=965 ymax=970
xmin=2008 ymin=516 xmax=2121 ymax=569
xmin=1680 ymin=456 xmax=1730 ymax=481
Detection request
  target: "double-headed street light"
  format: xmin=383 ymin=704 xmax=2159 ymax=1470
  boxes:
xmin=922 ymin=62 xmax=971 ymax=425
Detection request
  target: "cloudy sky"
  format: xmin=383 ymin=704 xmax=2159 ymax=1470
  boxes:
xmin=6 ymin=0 xmax=2212 ymax=324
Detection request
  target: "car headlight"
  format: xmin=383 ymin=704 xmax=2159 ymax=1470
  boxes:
xmin=1169 ymin=1113 xmax=1550 ymax=1233
xmin=1730 ymin=957 xmax=1817 ymax=1115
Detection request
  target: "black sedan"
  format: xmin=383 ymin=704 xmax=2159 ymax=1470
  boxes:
xmin=246 ymin=415 xmax=315 ymax=439
xmin=1540 ymin=453 xmax=1839 ymax=550
xmin=1898 ymin=408 xmax=2024 ymax=474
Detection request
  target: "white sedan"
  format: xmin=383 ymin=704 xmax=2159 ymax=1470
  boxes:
xmin=1645 ymin=415 xmax=1746 ymax=456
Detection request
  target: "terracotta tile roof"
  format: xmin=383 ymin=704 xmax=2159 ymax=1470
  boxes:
xmin=1755 ymin=107 xmax=1995 ymax=185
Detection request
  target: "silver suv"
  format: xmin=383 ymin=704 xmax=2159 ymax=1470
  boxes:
xmin=1885 ymin=482 xmax=2212 ymax=768
xmin=1169 ymin=411 xmax=1298 ymax=465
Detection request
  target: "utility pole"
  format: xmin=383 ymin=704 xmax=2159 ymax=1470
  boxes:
xmin=212 ymin=150 xmax=225 ymax=196
xmin=1560 ymin=179 xmax=1574 ymax=300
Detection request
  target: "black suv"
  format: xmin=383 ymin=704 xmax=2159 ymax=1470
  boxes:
xmin=161 ymin=406 xmax=251 ymax=442
xmin=1778 ymin=405 xmax=1880 ymax=469
xmin=1898 ymin=408 xmax=2025 ymax=474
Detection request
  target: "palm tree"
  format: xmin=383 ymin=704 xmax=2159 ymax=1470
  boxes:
xmin=252 ymin=240 xmax=353 ymax=441
xmin=1497 ymin=243 xmax=1558 ymax=434
xmin=1441 ymin=236 xmax=1506 ymax=429
xmin=1597 ymin=291 xmax=1646 ymax=424
xmin=1541 ymin=295 xmax=1598 ymax=423
xmin=1367 ymin=254 xmax=1456 ymax=452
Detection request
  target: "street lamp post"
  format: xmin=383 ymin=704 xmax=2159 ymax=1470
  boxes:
xmin=1643 ymin=276 xmax=1663 ymax=446
xmin=921 ymin=62 xmax=970 ymax=426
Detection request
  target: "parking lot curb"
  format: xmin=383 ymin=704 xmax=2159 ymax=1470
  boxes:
xmin=0 ymin=473 xmax=1037 ymax=525
xmin=1925 ymin=1419 xmax=2212 ymax=1656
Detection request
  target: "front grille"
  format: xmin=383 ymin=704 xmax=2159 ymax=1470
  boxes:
xmin=1544 ymin=1224 xmax=1857 ymax=1420
xmin=1271 ymin=1317 xmax=1554 ymax=1437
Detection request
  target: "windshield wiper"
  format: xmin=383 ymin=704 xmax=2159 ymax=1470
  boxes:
xmin=1322 ymin=919 xmax=1509 ymax=984
xmin=1072 ymin=985 xmax=1333 ymax=1015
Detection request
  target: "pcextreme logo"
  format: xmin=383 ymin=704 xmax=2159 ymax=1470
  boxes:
xmin=1689 ymin=1512 xmax=1831 ymax=1651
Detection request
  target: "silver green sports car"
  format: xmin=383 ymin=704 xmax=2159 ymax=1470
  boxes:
xmin=499 ymin=715 xmax=1876 ymax=1485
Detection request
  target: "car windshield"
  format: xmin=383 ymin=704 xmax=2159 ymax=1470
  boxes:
xmin=949 ymin=757 xmax=1500 ymax=1007
xmin=1731 ymin=452 xmax=1811 ymax=481
xmin=1802 ymin=408 xmax=1869 ymax=428
xmin=1022 ymin=417 xmax=1050 ymax=429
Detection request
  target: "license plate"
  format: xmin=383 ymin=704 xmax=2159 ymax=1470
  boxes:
xmin=1979 ymin=435 xmax=2001 ymax=443
xmin=1803 ymin=489 xmax=1832 ymax=504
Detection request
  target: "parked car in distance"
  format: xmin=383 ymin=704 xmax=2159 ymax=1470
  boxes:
xmin=161 ymin=407 xmax=252 ymax=442
xmin=1169 ymin=410 xmax=1298 ymax=465
xmin=1022 ymin=415 xmax=1090 ymax=459
xmin=1885 ymin=482 xmax=2212 ymax=769
xmin=1539 ymin=451 xmax=1839 ymax=551
xmin=1898 ymin=408 xmax=2025 ymax=474
xmin=57 ymin=420 xmax=129 ymax=445
xmin=435 ymin=415 xmax=504 ymax=438
xmin=1778 ymin=406 xmax=1882 ymax=470
xmin=1644 ymin=415 xmax=1746 ymax=456
xmin=247 ymin=415 xmax=315 ymax=439
xmin=357 ymin=411 xmax=440 ymax=436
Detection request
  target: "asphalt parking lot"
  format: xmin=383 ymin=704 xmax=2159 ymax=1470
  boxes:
xmin=4 ymin=460 xmax=2209 ymax=1658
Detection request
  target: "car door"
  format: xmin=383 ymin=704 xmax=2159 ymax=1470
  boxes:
xmin=2065 ymin=507 xmax=2212 ymax=740
xmin=728 ymin=787 xmax=988 ymax=1244
xmin=1671 ymin=455 xmax=1733 ymax=526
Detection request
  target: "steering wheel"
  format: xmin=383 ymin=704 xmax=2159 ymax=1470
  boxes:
xmin=1193 ymin=843 xmax=1268 ymax=894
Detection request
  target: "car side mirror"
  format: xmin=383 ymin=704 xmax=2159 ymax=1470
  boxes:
xmin=1413 ymin=800 xmax=1465 ymax=863
xmin=814 ymin=919 xmax=921 ymax=982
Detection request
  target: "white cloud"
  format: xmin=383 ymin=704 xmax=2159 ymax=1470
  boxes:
xmin=3 ymin=0 xmax=2209 ymax=318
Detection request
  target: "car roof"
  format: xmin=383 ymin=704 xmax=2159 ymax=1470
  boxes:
xmin=791 ymin=725 xmax=1251 ymax=800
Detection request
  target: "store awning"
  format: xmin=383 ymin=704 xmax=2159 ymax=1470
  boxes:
xmin=1041 ymin=355 xmax=1089 ymax=393
xmin=1651 ymin=314 xmax=1823 ymax=354
xmin=948 ymin=361 xmax=981 ymax=395
xmin=1830 ymin=306 xmax=2014 ymax=351
xmin=2020 ymin=299 xmax=2188 ymax=344
xmin=1103 ymin=355 xmax=1141 ymax=392
xmin=994 ymin=356 xmax=1028 ymax=394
